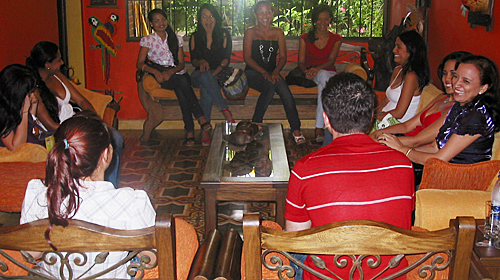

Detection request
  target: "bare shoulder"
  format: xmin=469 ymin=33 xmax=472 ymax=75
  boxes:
xmin=271 ymin=26 xmax=285 ymax=37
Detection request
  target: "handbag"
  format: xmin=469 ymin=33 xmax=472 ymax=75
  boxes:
xmin=217 ymin=67 xmax=249 ymax=100
xmin=285 ymin=66 xmax=317 ymax=88
xmin=222 ymin=71 xmax=249 ymax=100
xmin=216 ymin=67 xmax=243 ymax=87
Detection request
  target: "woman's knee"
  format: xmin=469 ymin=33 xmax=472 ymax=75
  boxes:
xmin=315 ymin=70 xmax=335 ymax=84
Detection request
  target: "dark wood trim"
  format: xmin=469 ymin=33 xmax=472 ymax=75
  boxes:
xmin=57 ymin=0 xmax=69 ymax=76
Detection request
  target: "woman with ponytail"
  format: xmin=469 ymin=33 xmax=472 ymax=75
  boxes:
xmin=20 ymin=111 xmax=156 ymax=278
xmin=137 ymin=9 xmax=212 ymax=146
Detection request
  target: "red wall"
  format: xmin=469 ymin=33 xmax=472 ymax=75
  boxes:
xmin=81 ymin=0 xmax=145 ymax=119
xmin=0 ymin=0 xmax=59 ymax=69
xmin=427 ymin=1 xmax=500 ymax=89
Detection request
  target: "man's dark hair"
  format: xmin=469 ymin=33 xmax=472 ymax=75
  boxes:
xmin=321 ymin=72 xmax=375 ymax=134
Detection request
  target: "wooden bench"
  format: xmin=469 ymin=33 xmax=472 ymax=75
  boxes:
xmin=137 ymin=42 xmax=371 ymax=142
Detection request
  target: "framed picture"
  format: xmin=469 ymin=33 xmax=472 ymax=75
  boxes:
xmin=90 ymin=0 xmax=117 ymax=6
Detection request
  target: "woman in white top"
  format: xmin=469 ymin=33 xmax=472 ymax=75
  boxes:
xmin=376 ymin=30 xmax=430 ymax=124
xmin=21 ymin=112 xmax=156 ymax=279
xmin=26 ymin=41 xmax=123 ymax=188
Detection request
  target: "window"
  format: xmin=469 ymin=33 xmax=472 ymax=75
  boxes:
xmin=126 ymin=0 xmax=386 ymax=41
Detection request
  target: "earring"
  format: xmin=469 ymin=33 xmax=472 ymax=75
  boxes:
xmin=46 ymin=67 xmax=50 ymax=70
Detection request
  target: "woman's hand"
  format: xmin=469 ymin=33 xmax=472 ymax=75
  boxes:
xmin=162 ymin=69 xmax=175 ymax=81
xmin=305 ymin=67 xmax=319 ymax=80
xmin=369 ymin=130 xmax=383 ymax=141
xmin=377 ymin=133 xmax=406 ymax=152
xmin=199 ymin=60 xmax=210 ymax=71
xmin=270 ymin=72 xmax=282 ymax=83
xmin=152 ymin=70 xmax=165 ymax=83
xmin=28 ymin=92 xmax=38 ymax=115
xmin=262 ymin=71 xmax=273 ymax=82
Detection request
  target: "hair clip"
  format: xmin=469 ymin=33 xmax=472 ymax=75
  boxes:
xmin=63 ymin=139 xmax=70 ymax=150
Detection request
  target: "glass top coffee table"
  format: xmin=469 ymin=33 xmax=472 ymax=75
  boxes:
xmin=200 ymin=122 xmax=290 ymax=234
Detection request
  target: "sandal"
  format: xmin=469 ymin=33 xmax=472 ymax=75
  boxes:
xmin=185 ymin=132 xmax=195 ymax=147
xmin=201 ymin=122 xmax=212 ymax=147
xmin=221 ymin=108 xmax=235 ymax=123
xmin=293 ymin=131 xmax=306 ymax=145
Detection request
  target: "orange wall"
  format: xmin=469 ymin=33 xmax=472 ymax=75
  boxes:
xmin=427 ymin=1 xmax=500 ymax=89
xmin=0 ymin=0 xmax=59 ymax=69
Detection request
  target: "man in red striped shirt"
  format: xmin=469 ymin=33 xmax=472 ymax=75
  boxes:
xmin=285 ymin=72 xmax=414 ymax=280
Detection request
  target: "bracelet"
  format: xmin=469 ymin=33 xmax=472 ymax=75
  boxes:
xmin=142 ymin=65 xmax=146 ymax=71
xmin=405 ymin=148 xmax=413 ymax=157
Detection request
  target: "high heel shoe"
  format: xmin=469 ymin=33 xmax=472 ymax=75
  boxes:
xmin=201 ymin=122 xmax=212 ymax=147
xmin=221 ymin=108 xmax=235 ymax=123
xmin=315 ymin=128 xmax=325 ymax=143
xmin=293 ymin=131 xmax=306 ymax=145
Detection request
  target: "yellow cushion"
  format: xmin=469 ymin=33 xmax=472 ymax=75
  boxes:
xmin=415 ymin=189 xmax=490 ymax=230
xmin=344 ymin=62 xmax=368 ymax=81
xmin=420 ymin=158 xmax=500 ymax=191
xmin=149 ymin=88 xmax=178 ymax=99
xmin=0 ymin=143 xmax=48 ymax=163
xmin=142 ymin=74 xmax=162 ymax=92
xmin=417 ymin=84 xmax=443 ymax=113
xmin=72 ymin=82 xmax=113 ymax=119
xmin=492 ymin=132 xmax=500 ymax=161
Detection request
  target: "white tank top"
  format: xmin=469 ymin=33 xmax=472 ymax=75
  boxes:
xmin=54 ymin=75 xmax=74 ymax=123
xmin=382 ymin=69 xmax=421 ymax=123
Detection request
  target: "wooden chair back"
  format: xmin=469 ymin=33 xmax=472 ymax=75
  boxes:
xmin=242 ymin=213 xmax=476 ymax=280
xmin=0 ymin=213 xmax=177 ymax=279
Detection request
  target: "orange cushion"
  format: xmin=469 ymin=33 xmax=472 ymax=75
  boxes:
xmin=0 ymin=162 xmax=46 ymax=212
xmin=241 ymin=220 xmax=292 ymax=280
xmin=405 ymin=226 xmax=449 ymax=280
xmin=420 ymin=158 xmax=500 ymax=191
xmin=144 ymin=217 xmax=199 ymax=280
xmin=0 ymin=250 xmax=34 ymax=276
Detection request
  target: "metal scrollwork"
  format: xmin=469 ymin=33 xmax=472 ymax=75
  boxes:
xmin=260 ymin=250 xmax=452 ymax=280
xmin=0 ymin=249 xmax=158 ymax=280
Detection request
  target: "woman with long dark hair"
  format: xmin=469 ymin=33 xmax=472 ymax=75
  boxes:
xmin=243 ymin=1 xmax=304 ymax=144
xmin=27 ymin=41 xmax=124 ymax=188
xmin=20 ymin=112 xmax=156 ymax=278
xmin=190 ymin=3 xmax=234 ymax=123
xmin=297 ymin=4 xmax=342 ymax=143
xmin=137 ymin=8 xmax=212 ymax=146
xmin=380 ymin=55 xmax=500 ymax=165
xmin=376 ymin=30 xmax=430 ymax=124
xmin=0 ymin=64 xmax=48 ymax=150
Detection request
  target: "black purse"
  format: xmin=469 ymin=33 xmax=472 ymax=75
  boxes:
xmin=285 ymin=66 xmax=317 ymax=88
xmin=216 ymin=67 xmax=243 ymax=87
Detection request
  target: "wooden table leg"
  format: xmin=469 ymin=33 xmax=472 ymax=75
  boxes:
xmin=275 ymin=188 xmax=287 ymax=229
xmin=204 ymin=188 xmax=217 ymax=235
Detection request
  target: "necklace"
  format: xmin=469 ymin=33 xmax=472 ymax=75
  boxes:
xmin=259 ymin=39 xmax=274 ymax=64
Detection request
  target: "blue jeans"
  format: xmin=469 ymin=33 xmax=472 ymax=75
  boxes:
xmin=313 ymin=70 xmax=336 ymax=129
xmin=160 ymin=73 xmax=205 ymax=132
xmin=323 ymin=129 xmax=333 ymax=146
xmin=191 ymin=70 xmax=228 ymax=122
xmin=245 ymin=69 xmax=301 ymax=131
xmin=289 ymin=253 xmax=307 ymax=280
xmin=104 ymin=126 xmax=123 ymax=189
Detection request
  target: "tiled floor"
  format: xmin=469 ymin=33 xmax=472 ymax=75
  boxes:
xmin=0 ymin=127 xmax=321 ymax=242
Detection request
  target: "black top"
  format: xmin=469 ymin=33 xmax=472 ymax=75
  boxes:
xmin=189 ymin=29 xmax=232 ymax=70
xmin=436 ymin=99 xmax=495 ymax=164
xmin=246 ymin=39 xmax=279 ymax=73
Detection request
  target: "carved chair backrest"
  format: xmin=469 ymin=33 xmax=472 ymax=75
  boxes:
xmin=242 ymin=213 xmax=476 ymax=280
xmin=0 ymin=213 xmax=176 ymax=280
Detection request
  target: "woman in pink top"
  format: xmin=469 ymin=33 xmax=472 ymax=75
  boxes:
xmin=297 ymin=4 xmax=342 ymax=143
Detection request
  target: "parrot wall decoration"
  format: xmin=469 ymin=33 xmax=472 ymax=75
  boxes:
xmin=88 ymin=14 xmax=119 ymax=84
